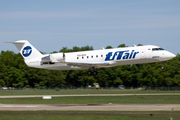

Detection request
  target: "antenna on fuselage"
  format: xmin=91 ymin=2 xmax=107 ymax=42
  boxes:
xmin=133 ymin=44 xmax=137 ymax=47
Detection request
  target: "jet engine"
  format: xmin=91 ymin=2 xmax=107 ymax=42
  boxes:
xmin=41 ymin=53 xmax=65 ymax=65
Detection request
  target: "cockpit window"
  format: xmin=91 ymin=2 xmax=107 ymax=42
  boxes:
xmin=152 ymin=48 xmax=165 ymax=51
xmin=159 ymin=48 xmax=164 ymax=50
xmin=152 ymin=48 xmax=158 ymax=51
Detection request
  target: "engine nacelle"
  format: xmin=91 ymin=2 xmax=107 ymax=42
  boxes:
xmin=50 ymin=53 xmax=64 ymax=62
xmin=41 ymin=53 xmax=65 ymax=65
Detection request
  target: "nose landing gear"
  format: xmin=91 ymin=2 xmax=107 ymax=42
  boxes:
xmin=162 ymin=61 xmax=165 ymax=69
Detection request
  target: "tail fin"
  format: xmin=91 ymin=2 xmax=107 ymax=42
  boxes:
xmin=13 ymin=40 xmax=42 ymax=60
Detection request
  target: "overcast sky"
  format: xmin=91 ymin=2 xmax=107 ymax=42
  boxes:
xmin=0 ymin=0 xmax=180 ymax=54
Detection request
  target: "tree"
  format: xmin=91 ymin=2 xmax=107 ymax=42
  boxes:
xmin=0 ymin=46 xmax=179 ymax=88
xmin=118 ymin=44 xmax=127 ymax=48
xmin=106 ymin=46 xmax=113 ymax=49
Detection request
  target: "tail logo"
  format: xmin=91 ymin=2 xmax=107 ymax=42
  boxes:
xmin=22 ymin=46 xmax=32 ymax=57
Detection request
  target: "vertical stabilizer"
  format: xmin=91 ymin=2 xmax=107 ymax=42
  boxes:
xmin=13 ymin=40 xmax=42 ymax=60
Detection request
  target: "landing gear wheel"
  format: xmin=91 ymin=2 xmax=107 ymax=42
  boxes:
xmin=87 ymin=67 xmax=98 ymax=76
xmin=93 ymin=71 xmax=98 ymax=75
xmin=87 ymin=71 xmax=92 ymax=75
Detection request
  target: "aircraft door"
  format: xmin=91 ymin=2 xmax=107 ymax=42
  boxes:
xmin=141 ymin=49 xmax=146 ymax=59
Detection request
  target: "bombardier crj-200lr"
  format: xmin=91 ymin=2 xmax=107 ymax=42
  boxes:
xmin=7 ymin=40 xmax=176 ymax=75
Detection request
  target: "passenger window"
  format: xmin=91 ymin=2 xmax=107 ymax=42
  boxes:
xmin=101 ymin=55 xmax=103 ymax=57
xmin=87 ymin=56 xmax=89 ymax=58
xmin=82 ymin=57 xmax=84 ymax=59
xmin=77 ymin=57 xmax=79 ymax=59
xmin=91 ymin=56 xmax=93 ymax=58
xmin=96 ymin=55 xmax=98 ymax=58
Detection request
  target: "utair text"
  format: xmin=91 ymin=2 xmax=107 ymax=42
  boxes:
xmin=105 ymin=50 xmax=139 ymax=61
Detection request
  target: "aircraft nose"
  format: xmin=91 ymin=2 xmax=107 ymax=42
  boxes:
xmin=171 ymin=53 xmax=176 ymax=58
xmin=161 ymin=51 xmax=176 ymax=61
xmin=168 ymin=52 xmax=176 ymax=59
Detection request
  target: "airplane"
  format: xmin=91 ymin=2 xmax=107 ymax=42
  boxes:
xmin=7 ymin=40 xmax=176 ymax=75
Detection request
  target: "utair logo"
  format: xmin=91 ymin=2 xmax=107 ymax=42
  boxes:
xmin=105 ymin=50 xmax=139 ymax=61
xmin=22 ymin=46 xmax=32 ymax=57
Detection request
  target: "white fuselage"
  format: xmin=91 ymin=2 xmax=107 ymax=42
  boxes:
xmin=25 ymin=45 xmax=176 ymax=70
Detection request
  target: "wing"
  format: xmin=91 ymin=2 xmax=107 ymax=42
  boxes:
xmin=66 ymin=62 xmax=110 ymax=69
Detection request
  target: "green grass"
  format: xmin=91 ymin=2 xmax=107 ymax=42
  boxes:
xmin=0 ymin=89 xmax=180 ymax=95
xmin=0 ymin=95 xmax=180 ymax=104
xmin=0 ymin=111 xmax=179 ymax=120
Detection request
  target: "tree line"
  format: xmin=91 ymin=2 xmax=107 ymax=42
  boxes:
xmin=0 ymin=44 xmax=179 ymax=88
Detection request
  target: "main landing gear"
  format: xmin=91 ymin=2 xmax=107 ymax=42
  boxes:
xmin=87 ymin=67 xmax=98 ymax=75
